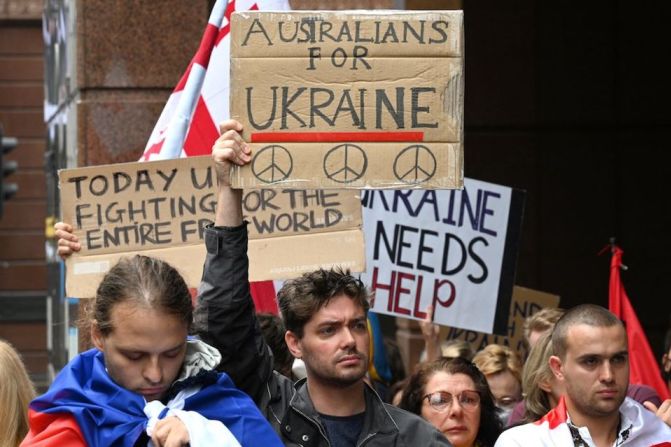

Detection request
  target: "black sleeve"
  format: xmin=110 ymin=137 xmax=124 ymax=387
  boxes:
xmin=193 ymin=223 xmax=273 ymax=405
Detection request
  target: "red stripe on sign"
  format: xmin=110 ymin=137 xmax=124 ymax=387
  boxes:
xmin=251 ymin=132 xmax=425 ymax=143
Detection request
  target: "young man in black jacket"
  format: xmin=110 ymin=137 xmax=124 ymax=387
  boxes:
xmin=193 ymin=119 xmax=451 ymax=447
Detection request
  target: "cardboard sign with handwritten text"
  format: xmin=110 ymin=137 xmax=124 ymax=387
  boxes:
xmin=442 ymin=286 xmax=560 ymax=360
xmin=59 ymin=156 xmax=364 ymax=297
xmin=230 ymin=11 xmax=464 ymax=189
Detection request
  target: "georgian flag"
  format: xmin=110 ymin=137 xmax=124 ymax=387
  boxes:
xmin=141 ymin=0 xmax=290 ymax=314
xmin=141 ymin=0 xmax=290 ymax=161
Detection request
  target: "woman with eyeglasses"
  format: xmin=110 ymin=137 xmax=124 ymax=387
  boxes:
xmin=399 ymin=357 xmax=503 ymax=447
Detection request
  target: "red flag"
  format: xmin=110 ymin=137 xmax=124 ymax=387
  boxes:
xmin=141 ymin=0 xmax=290 ymax=314
xmin=609 ymin=246 xmax=670 ymax=400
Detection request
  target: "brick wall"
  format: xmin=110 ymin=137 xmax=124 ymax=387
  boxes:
xmin=0 ymin=4 xmax=48 ymax=388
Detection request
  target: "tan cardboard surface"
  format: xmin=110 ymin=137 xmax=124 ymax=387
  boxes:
xmin=230 ymin=10 xmax=464 ymax=190
xmin=232 ymin=142 xmax=462 ymax=189
xmin=231 ymin=11 xmax=463 ymax=57
xmin=65 ymin=230 xmax=365 ymax=298
xmin=442 ymin=285 xmax=560 ymax=360
xmin=231 ymin=57 xmax=463 ymax=142
xmin=59 ymin=156 xmax=364 ymax=297
xmin=248 ymin=229 xmax=364 ymax=279
xmin=243 ymin=187 xmax=361 ymax=238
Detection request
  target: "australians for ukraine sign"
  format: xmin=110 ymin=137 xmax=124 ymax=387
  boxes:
xmin=229 ymin=10 xmax=464 ymax=189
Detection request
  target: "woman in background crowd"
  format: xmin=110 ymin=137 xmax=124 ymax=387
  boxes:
xmin=400 ymin=357 xmax=502 ymax=447
xmin=0 ymin=339 xmax=36 ymax=447
xmin=523 ymin=307 xmax=564 ymax=349
xmin=507 ymin=331 xmax=563 ymax=426
xmin=472 ymin=344 xmax=523 ymax=424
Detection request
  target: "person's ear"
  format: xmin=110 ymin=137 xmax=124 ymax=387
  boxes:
xmin=549 ymin=355 xmax=564 ymax=381
xmin=285 ymin=330 xmax=303 ymax=359
xmin=90 ymin=320 xmax=105 ymax=351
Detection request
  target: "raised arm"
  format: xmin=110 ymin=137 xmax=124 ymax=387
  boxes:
xmin=211 ymin=119 xmax=247 ymax=227
xmin=420 ymin=305 xmax=442 ymax=362
xmin=193 ymin=120 xmax=273 ymax=405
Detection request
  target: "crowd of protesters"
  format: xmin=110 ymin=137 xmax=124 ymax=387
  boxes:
xmin=3 ymin=120 xmax=671 ymax=446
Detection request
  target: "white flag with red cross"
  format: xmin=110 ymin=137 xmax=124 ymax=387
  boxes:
xmin=142 ymin=0 xmax=291 ymax=161
xmin=142 ymin=0 xmax=291 ymax=314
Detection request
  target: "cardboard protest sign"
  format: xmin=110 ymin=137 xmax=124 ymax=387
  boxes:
xmin=229 ymin=10 xmax=464 ymax=189
xmin=59 ymin=156 xmax=364 ymax=297
xmin=443 ymin=286 xmax=560 ymax=360
xmin=360 ymin=178 xmax=525 ymax=335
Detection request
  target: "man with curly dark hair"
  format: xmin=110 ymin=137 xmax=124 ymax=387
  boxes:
xmin=195 ymin=120 xmax=451 ymax=447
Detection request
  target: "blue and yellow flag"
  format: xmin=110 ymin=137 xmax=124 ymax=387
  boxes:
xmin=367 ymin=311 xmax=393 ymax=385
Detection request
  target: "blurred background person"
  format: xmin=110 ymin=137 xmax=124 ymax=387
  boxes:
xmin=472 ymin=344 xmax=523 ymax=424
xmin=508 ymin=331 xmax=563 ymax=426
xmin=390 ymin=377 xmax=411 ymax=407
xmin=440 ymin=340 xmax=476 ymax=362
xmin=257 ymin=312 xmax=295 ymax=380
xmin=523 ymin=307 xmax=564 ymax=349
xmin=420 ymin=339 xmax=476 ymax=364
xmin=383 ymin=337 xmax=408 ymax=405
xmin=399 ymin=357 xmax=502 ymax=447
xmin=0 ymin=339 xmax=36 ymax=447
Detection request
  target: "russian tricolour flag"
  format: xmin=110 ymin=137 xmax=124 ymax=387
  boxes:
xmin=22 ymin=349 xmax=283 ymax=446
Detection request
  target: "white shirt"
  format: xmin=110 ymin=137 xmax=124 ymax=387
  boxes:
xmin=495 ymin=396 xmax=671 ymax=446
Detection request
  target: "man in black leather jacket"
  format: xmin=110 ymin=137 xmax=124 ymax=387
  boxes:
xmin=193 ymin=120 xmax=451 ymax=447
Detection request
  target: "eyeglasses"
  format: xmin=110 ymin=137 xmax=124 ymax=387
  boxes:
xmin=423 ymin=390 xmax=481 ymax=412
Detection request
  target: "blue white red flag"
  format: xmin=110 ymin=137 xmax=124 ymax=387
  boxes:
xmin=22 ymin=349 xmax=283 ymax=446
xmin=367 ymin=311 xmax=393 ymax=385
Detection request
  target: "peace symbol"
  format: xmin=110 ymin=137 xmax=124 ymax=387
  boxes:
xmin=251 ymin=145 xmax=293 ymax=184
xmin=323 ymin=144 xmax=368 ymax=183
xmin=393 ymin=145 xmax=436 ymax=184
